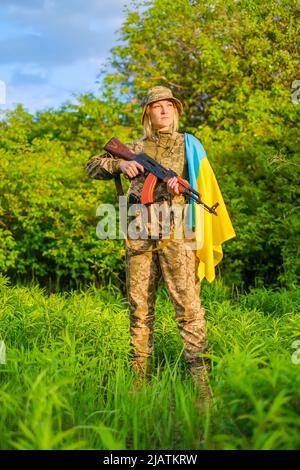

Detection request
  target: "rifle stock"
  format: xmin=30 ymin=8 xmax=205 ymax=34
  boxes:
xmin=104 ymin=137 xmax=135 ymax=161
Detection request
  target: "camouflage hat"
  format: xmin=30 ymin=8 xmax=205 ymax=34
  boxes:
xmin=141 ymin=86 xmax=183 ymax=123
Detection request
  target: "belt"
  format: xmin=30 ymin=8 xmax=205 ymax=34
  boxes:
xmin=128 ymin=193 xmax=172 ymax=205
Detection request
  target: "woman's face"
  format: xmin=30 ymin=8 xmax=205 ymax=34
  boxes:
xmin=148 ymin=99 xmax=175 ymax=130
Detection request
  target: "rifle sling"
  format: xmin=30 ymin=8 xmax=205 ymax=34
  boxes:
xmin=114 ymin=174 xmax=124 ymax=196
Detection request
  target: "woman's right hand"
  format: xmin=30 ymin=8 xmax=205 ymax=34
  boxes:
xmin=120 ymin=161 xmax=144 ymax=178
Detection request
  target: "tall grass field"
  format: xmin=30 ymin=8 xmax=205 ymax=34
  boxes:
xmin=0 ymin=274 xmax=299 ymax=450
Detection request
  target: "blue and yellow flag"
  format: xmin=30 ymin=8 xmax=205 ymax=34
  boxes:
xmin=185 ymin=133 xmax=236 ymax=283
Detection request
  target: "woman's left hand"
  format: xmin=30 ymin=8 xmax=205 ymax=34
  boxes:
xmin=167 ymin=177 xmax=180 ymax=195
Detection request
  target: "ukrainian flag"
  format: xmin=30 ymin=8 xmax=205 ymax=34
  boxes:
xmin=185 ymin=133 xmax=236 ymax=283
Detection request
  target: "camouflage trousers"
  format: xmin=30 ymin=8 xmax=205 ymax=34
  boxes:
xmin=125 ymin=236 xmax=208 ymax=376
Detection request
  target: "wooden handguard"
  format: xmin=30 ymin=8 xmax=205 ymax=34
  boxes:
xmin=176 ymin=176 xmax=191 ymax=190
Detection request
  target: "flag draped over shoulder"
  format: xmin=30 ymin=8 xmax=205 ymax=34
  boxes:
xmin=185 ymin=133 xmax=236 ymax=283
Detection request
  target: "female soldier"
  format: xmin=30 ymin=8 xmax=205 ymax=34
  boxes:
xmin=86 ymin=86 xmax=235 ymax=399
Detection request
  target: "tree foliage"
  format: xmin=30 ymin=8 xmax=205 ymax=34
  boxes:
xmin=105 ymin=0 xmax=300 ymax=287
xmin=0 ymin=102 xmax=125 ymax=289
xmin=0 ymin=0 xmax=299 ymax=289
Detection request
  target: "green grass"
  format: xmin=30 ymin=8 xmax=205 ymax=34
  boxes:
xmin=0 ymin=274 xmax=299 ymax=450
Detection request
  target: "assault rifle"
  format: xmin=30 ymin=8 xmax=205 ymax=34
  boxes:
xmin=104 ymin=137 xmax=219 ymax=216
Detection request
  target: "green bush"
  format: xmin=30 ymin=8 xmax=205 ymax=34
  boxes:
xmin=0 ymin=105 xmax=125 ymax=289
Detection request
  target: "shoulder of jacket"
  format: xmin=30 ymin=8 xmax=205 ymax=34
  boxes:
xmin=128 ymin=137 xmax=145 ymax=153
xmin=177 ymin=132 xmax=185 ymax=140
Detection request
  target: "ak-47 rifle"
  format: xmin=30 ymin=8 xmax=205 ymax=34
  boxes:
xmin=104 ymin=137 xmax=219 ymax=216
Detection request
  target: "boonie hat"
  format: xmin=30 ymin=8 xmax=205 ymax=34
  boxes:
xmin=141 ymin=86 xmax=183 ymax=123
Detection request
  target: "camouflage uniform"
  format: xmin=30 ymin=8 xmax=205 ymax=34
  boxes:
xmin=86 ymin=87 xmax=210 ymax=391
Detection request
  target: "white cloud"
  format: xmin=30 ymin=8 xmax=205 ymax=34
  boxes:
xmin=0 ymin=0 xmax=127 ymax=66
xmin=10 ymin=67 xmax=48 ymax=86
xmin=0 ymin=0 xmax=131 ymax=112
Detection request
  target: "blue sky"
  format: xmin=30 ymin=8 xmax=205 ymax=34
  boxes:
xmin=0 ymin=0 xmax=129 ymax=113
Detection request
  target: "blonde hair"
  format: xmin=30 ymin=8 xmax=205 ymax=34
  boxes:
xmin=142 ymin=102 xmax=179 ymax=140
